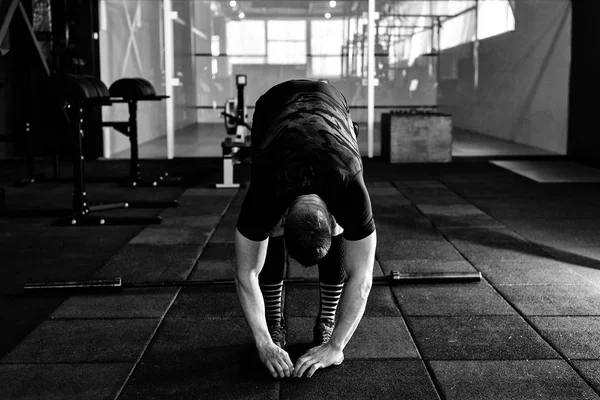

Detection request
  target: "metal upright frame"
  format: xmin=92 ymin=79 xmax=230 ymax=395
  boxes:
xmin=0 ymin=0 xmax=60 ymax=185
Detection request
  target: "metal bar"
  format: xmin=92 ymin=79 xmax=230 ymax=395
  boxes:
xmin=0 ymin=0 xmax=19 ymax=45
xmin=128 ymin=100 xmax=141 ymax=182
xmin=23 ymin=271 xmax=482 ymax=292
xmin=18 ymin=3 xmax=50 ymax=76
xmin=25 ymin=277 xmax=122 ymax=290
xmin=473 ymin=0 xmax=479 ymax=89
xmin=193 ymin=52 xmax=393 ymax=58
xmin=440 ymin=5 xmax=476 ymax=23
xmin=366 ymin=0 xmax=374 ymax=159
xmin=192 ymin=105 xmax=439 ymax=110
xmin=382 ymin=13 xmax=455 ymax=18
xmin=88 ymin=202 xmax=128 ymax=212
xmin=72 ymin=105 xmax=87 ymax=214
xmin=163 ymin=0 xmax=175 ymax=159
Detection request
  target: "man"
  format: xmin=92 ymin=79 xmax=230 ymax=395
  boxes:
xmin=235 ymin=79 xmax=377 ymax=379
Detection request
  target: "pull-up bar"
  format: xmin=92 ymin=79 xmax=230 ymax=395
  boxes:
xmin=23 ymin=271 xmax=482 ymax=293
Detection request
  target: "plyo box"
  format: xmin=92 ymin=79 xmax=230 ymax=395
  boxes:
xmin=381 ymin=110 xmax=452 ymax=163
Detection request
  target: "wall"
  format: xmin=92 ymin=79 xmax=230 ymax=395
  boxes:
xmin=438 ymin=0 xmax=571 ymax=154
xmin=172 ymin=0 xmax=197 ymax=131
xmin=100 ymin=0 xmax=167 ymax=156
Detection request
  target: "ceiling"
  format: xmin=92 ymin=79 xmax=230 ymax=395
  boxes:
xmin=216 ymin=1 xmax=365 ymax=19
xmin=214 ymin=1 xmax=471 ymax=21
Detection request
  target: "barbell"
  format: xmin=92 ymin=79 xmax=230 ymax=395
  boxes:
xmin=23 ymin=271 xmax=482 ymax=293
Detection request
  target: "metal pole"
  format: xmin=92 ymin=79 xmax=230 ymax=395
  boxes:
xmin=18 ymin=3 xmax=50 ymax=76
xmin=163 ymin=0 xmax=175 ymax=159
xmin=0 ymin=0 xmax=19 ymax=45
xmin=473 ymin=0 xmax=479 ymax=89
xmin=23 ymin=271 xmax=482 ymax=292
xmin=436 ymin=17 xmax=441 ymax=94
xmin=367 ymin=0 xmax=375 ymax=158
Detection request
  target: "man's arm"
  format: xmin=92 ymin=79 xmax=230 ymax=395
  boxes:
xmin=234 ymin=229 xmax=270 ymax=345
xmin=293 ymin=229 xmax=377 ymax=378
xmin=234 ymin=228 xmax=294 ymax=378
xmin=329 ymin=229 xmax=376 ymax=349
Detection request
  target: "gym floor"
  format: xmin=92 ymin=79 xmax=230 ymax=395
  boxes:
xmin=1 ymin=141 xmax=599 ymax=398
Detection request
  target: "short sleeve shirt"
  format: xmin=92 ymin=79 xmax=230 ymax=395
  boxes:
xmin=237 ymin=80 xmax=375 ymax=242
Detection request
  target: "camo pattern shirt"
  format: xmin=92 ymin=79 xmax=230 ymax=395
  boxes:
xmin=237 ymin=80 xmax=375 ymax=242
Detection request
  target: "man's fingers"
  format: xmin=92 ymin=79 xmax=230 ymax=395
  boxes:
xmin=277 ymin=359 xmax=292 ymax=378
xmin=295 ymin=356 xmax=313 ymax=378
xmin=293 ymin=355 xmax=307 ymax=377
xmin=306 ymin=362 xmax=322 ymax=378
xmin=272 ymin=360 xmax=285 ymax=379
xmin=266 ymin=362 xmax=278 ymax=379
xmin=283 ymin=352 xmax=295 ymax=374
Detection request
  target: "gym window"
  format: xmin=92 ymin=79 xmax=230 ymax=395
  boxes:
xmin=226 ymin=20 xmax=266 ymax=64
xmin=226 ymin=20 xmax=306 ymax=65
xmin=440 ymin=0 xmax=515 ymax=51
xmin=267 ymin=20 xmax=306 ymax=65
xmin=476 ymin=0 xmax=515 ymax=41
xmin=310 ymin=19 xmax=344 ymax=77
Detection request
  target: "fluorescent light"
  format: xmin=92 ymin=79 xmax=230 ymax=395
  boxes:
xmin=409 ymin=79 xmax=419 ymax=92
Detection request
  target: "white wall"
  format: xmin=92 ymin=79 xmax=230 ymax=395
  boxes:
xmin=438 ymin=0 xmax=571 ymax=154
xmin=100 ymin=0 xmax=166 ymax=156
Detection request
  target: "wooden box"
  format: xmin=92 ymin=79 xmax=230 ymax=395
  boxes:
xmin=381 ymin=110 xmax=452 ymax=163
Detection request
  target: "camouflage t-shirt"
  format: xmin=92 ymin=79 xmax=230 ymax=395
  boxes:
xmin=237 ymin=80 xmax=375 ymax=241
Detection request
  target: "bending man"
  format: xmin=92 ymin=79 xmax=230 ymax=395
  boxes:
xmin=235 ymin=79 xmax=377 ymax=379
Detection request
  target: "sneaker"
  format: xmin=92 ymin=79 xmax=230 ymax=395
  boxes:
xmin=268 ymin=320 xmax=287 ymax=349
xmin=313 ymin=318 xmax=335 ymax=346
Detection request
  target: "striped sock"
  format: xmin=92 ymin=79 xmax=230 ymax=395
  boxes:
xmin=319 ymin=282 xmax=344 ymax=321
xmin=260 ymin=281 xmax=283 ymax=326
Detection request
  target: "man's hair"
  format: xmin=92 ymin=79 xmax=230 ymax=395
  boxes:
xmin=284 ymin=205 xmax=332 ymax=267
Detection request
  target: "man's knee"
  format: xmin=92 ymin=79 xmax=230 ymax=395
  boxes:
xmin=259 ymin=236 xmax=286 ymax=284
xmin=317 ymin=235 xmax=346 ymax=283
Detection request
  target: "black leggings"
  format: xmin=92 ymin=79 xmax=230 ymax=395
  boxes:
xmin=258 ymin=235 xmax=345 ymax=284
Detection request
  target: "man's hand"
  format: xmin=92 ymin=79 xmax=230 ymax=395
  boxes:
xmin=293 ymin=343 xmax=344 ymax=378
xmin=257 ymin=342 xmax=295 ymax=379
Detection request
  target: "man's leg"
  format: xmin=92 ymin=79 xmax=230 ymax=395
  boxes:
xmin=258 ymin=235 xmax=287 ymax=348
xmin=315 ymin=234 xmax=346 ymax=345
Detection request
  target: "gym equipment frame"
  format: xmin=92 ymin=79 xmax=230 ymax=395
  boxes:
xmin=55 ymin=80 xmax=163 ymax=226
xmin=215 ymin=74 xmax=252 ymax=189
xmin=0 ymin=0 xmax=61 ymax=185
xmin=101 ymin=78 xmax=182 ymax=189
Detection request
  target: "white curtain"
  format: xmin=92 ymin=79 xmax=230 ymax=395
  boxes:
xmin=398 ymin=0 xmax=514 ymax=65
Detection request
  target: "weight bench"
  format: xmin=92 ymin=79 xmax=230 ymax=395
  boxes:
xmin=50 ymin=74 xmax=172 ymax=225
xmin=103 ymin=78 xmax=182 ymax=187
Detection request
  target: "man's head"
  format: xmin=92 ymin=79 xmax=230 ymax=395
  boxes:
xmin=284 ymin=194 xmax=333 ymax=266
